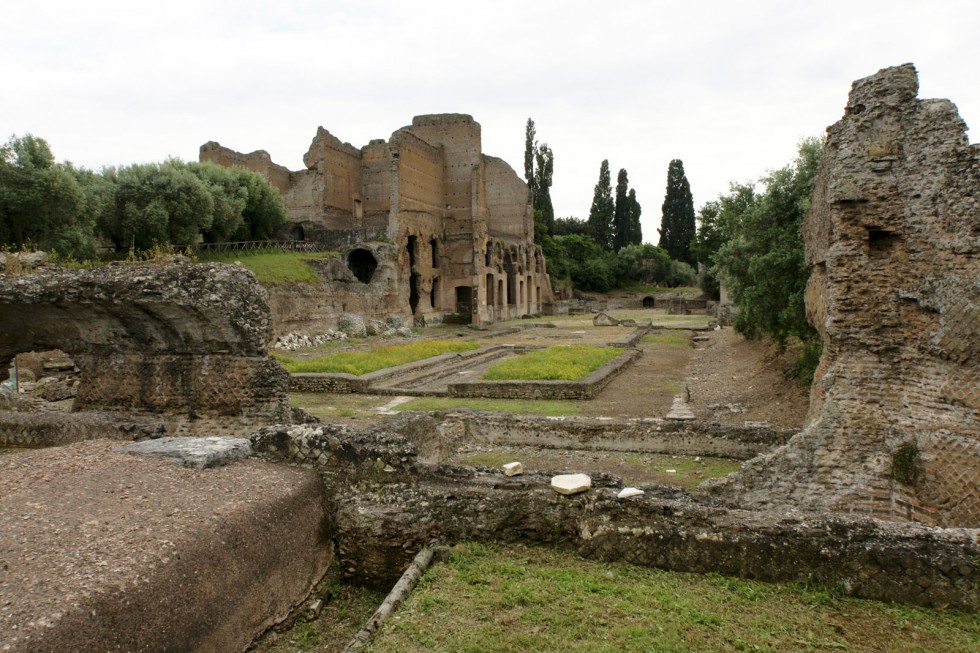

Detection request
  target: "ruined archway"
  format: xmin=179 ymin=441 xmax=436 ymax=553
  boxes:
xmin=0 ymin=262 xmax=289 ymax=423
xmin=347 ymin=248 xmax=378 ymax=284
xmin=642 ymin=296 xmax=655 ymax=308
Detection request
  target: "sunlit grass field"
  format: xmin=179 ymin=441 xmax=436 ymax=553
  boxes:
xmin=482 ymin=346 xmax=623 ymax=381
xmin=276 ymin=340 xmax=481 ymax=375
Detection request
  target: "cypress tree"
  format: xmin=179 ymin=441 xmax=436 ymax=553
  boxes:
xmin=658 ymin=159 xmax=696 ymax=264
xmin=613 ymin=168 xmax=630 ymax=251
xmin=626 ymin=188 xmax=642 ymax=245
xmin=524 ymin=118 xmax=537 ymax=197
xmin=534 ymin=143 xmax=554 ymax=234
xmin=587 ymin=159 xmax=615 ymax=251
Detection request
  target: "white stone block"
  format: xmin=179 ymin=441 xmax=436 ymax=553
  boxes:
xmin=617 ymin=487 xmax=644 ymax=499
xmin=551 ymin=473 xmax=591 ymax=495
xmin=502 ymin=462 xmax=524 ymax=476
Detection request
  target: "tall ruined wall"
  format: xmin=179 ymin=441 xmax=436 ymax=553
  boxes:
xmin=0 ymin=262 xmax=290 ymax=424
xmin=300 ymin=128 xmax=364 ymax=229
xmin=720 ymin=64 xmax=980 ymax=527
xmin=484 ymin=155 xmax=532 ymax=239
xmin=390 ymin=130 xmax=446 ymax=216
xmin=199 ymin=142 xmax=291 ymax=193
xmin=406 ymin=114 xmax=482 ymax=236
xmin=201 ymin=113 xmax=551 ymax=326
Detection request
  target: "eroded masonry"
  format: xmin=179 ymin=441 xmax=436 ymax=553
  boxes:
xmin=201 ymin=114 xmax=553 ymax=329
xmin=716 ymin=64 xmax=980 ymax=528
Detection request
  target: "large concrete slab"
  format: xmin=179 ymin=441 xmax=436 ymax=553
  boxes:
xmin=0 ymin=439 xmax=331 ymax=652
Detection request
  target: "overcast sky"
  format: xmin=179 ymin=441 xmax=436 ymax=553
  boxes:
xmin=5 ymin=0 xmax=977 ymax=242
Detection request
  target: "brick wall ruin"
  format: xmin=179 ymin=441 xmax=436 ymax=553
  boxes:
xmin=202 ymin=114 xmax=553 ymax=328
xmin=0 ymin=262 xmax=291 ymax=427
xmin=716 ymin=64 xmax=980 ymax=528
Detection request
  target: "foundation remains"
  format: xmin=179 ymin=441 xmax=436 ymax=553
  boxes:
xmin=201 ymin=114 xmax=553 ymax=329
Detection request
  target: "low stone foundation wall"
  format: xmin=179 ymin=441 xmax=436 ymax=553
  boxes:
xmin=432 ymin=411 xmax=795 ymax=459
xmin=447 ymin=348 xmax=641 ymax=400
xmin=252 ymin=420 xmax=979 ymax=610
xmin=0 ymin=410 xmax=165 ymax=448
xmin=335 ymin=471 xmax=979 ymax=610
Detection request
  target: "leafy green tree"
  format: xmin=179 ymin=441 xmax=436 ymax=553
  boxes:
xmin=99 ymin=161 xmax=215 ymax=251
xmin=234 ymin=167 xmax=287 ymax=240
xmin=587 ymin=160 xmax=615 ymax=251
xmin=658 ymin=159 xmax=696 ymax=265
xmin=552 ymin=233 xmax=616 ymax=292
xmin=0 ymin=134 xmax=96 ymax=258
xmin=692 ymin=182 xmax=756 ymax=298
xmin=188 ymin=162 xmax=246 ymax=242
xmin=552 ymin=216 xmax=591 ymax=237
xmin=714 ymin=138 xmax=823 ymax=348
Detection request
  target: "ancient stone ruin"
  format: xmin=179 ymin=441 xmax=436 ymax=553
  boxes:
xmin=201 ymin=114 xmax=553 ymax=329
xmin=0 ymin=261 xmax=291 ymax=432
xmin=717 ymin=64 xmax=980 ymax=528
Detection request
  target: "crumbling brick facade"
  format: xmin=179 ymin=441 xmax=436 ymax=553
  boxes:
xmin=201 ymin=114 xmax=552 ymax=327
xmin=718 ymin=64 xmax=980 ymax=527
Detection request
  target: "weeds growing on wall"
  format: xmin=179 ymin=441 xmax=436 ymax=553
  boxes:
xmin=482 ymin=345 xmax=622 ymax=381
xmin=892 ymin=442 xmax=921 ymax=485
xmin=276 ymin=340 xmax=481 ymax=375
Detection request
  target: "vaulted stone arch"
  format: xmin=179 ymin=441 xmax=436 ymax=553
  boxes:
xmin=0 ymin=262 xmax=289 ymax=424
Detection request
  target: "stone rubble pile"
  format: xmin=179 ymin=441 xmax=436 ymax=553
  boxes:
xmin=273 ymin=330 xmax=348 ymax=350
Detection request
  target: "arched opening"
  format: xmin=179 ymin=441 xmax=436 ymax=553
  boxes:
xmin=486 ymin=273 xmax=495 ymax=306
xmin=455 ymin=286 xmax=472 ymax=315
xmin=485 ymin=240 xmax=493 ymax=268
xmin=642 ymin=296 xmax=655 ymax=308
xmin=430 ymin=238 xmax=439 ymax=268
xmin=347 ymin=249 xmax=378 ymax=284
xmin=409 ymin=273 xmax=420 ymax=315
xmin=430 ymin=278 xmax=440 ymax=310
xmin=289 ymin=223 xmax=305 ymax=241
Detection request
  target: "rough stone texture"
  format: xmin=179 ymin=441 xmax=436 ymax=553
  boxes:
xmin=0 ymin=410 xmax=165 ymax=448
xmin=202 ymin=114 xmax=554 ymax=330
xmin=334 ymin=471 xmax=979 ymax=610
xmin=115 ymin=436 xmax=253 ymax=469
xmin=551 ymin=473 xmax=592 ymax=495
xmin=716 ymin=64 xmax=980 ymax=527
xmin=0 ymin=440 xmax=331 ymax=653
xmin=0 ymin=261 xmax=291 ymax=425
xmin=431 ymin=410 xmax=794 ymax=460
xmin=248 ymin=414 xmax=977 ymax=610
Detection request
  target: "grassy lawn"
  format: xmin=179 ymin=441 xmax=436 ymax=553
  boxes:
xmin=368 ymin=543 xmax=980 ymax=653
xmin=396 ymin=397 xmax=581 ymax=417
xmin=288 ymin=393 xmax=391 ymax=420
xmin=482 ymin=346 xmax=623 ymax=381
xmin=277 ymin=340 xmax=481 ymax=375
xmin=623 ymin=453 xmax=741 ymax=489
xmin=641 ymin=332 xmax=690 ymax=347
xmin=197 ymin=250 xmax=336 ymax=284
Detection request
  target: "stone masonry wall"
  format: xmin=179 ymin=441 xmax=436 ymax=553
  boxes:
xmin=0 ymin=261 xmax=291 ymax=424
xmin=717 ymin=64 xmax=980 ymax=527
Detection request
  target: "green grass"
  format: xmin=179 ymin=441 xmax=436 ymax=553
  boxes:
xmin=277 ymin=340 xmax=482 ymax=375
xmin=368 ymin=543 xmax=980 ymax=653
xmin=624 ymin=453 xmax=741 ymax=490
xmin=482 ymin=346 xmax=623 ymax=381
xmin=288 ymin=393 xmax=390 ymax=420
xmin=641 ymin=332 xmax=690 ymax=346
xmin=196 ymin=250 xmax=335 ymax=284
xmin=395 ymin=397 xmax=581 ymax=417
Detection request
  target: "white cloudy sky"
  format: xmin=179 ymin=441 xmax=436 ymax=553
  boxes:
xmin=4 ymin=0 xmax=977 ymax=242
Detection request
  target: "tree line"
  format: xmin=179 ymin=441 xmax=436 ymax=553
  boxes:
xmin=693 ymin=137 xmax=824 ymax=379
xmin=0 ymin=134 xmax=287 ymax=259
xmin=524 ymin=119 xmax=698 ymax=293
